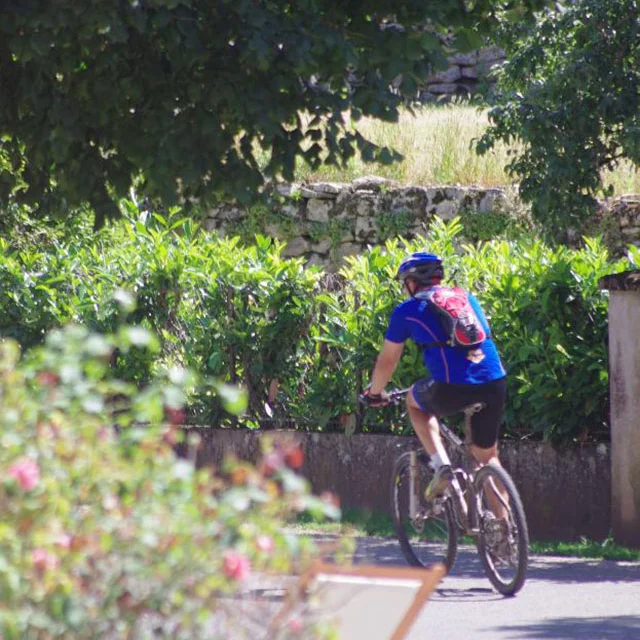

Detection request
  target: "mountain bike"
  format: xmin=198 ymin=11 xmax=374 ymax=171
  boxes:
xmin=362 ymin=388 xmax=529 ymax=596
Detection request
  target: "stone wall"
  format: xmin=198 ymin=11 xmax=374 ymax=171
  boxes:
xmin=205 ymin=178 xmax=640 ymax=269
xmin=186 ymin=428 xmax=612 ymax=542
xmin=205 ymin=177 xmax=506 ymax=270
xmin=420 ymin=46 xmax=505 ymax=101
xmin=606 ymin=195 xmax=640 ymax=251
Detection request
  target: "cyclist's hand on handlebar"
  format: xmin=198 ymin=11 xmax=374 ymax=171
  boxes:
xmin=360 ymin=388 xmax=390 ymax=407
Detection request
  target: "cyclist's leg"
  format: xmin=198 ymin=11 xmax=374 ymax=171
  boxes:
xmin=471 ymin=443 xmax=508 ymax=518
xmin=470 ymin=443 xmax=499 ymax=466
xmin=407 ymin=380 xmax=451 ymax=466
xmin=406 ymin=387 xmax=455 ymax=500
xmin=468 ymin=378 xmax=508 ymax=518
xmin=406 ymin=387 xmax=448 ymax=461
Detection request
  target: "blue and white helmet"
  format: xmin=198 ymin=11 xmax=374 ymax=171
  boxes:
xmin=396 ymin=252 xmax=444 ymax=283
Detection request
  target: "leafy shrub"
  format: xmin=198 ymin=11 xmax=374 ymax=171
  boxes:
xmin=179 ymin=235 xmax=320 ymax=426
xmin=0 ymin=242 xmax=59 ymax=348
xmin=0 ymin=209 xmax=632 ymax=442
xmin=0 ymin=324 xmax=342 ymax=638
xmin=286 ymin=218 xmax=629 ymax=442
xmin=456 ymin=235 xmax=625 ymax=441
xmin=0 ymin=216 xmax=320 ymax=424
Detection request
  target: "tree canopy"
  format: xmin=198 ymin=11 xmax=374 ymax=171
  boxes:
xmin=478 ymin=0 xmax=640 ymax=236
xmin=0 ymin=0 xmax=546 ymax=226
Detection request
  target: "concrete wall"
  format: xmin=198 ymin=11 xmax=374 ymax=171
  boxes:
xmin=188 ymin=428 xmax=611 ymax=542
xmin=599 ymin=271 xmax=640 ymax=547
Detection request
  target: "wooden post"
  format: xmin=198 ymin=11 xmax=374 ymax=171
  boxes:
xmin=599 ymin=271 xmax=640 ymax=548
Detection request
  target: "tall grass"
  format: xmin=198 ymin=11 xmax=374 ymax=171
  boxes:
xmin=291 ymin=104 xmax=640 ymax=196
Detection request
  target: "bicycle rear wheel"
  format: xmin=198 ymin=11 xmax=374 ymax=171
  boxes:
xmin=391 ymin=451 xmax=458 ymax=571
xmin=474 ymin=463 xmax=529 ymax=596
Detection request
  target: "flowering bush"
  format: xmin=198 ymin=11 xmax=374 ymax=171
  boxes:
xmin=0 ymin=324 xmax=344 ymax=639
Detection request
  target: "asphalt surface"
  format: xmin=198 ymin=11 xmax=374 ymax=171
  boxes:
xmin=235 ymin=535 xmax=639 ymax=639
xmin=348 ymin=537 xmax=640 ymax=640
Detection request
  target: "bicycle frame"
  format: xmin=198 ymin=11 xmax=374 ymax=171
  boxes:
xmin=380 ymin=388 xmax=530 ymax=595
xmin=407 ymin=405 xmax=487 ymax=536
xmin=364 ymin=388 xmax=508 ymax=535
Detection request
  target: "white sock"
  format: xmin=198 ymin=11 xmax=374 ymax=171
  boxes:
xmin=430 ymin=452 xmax=451 ymax=470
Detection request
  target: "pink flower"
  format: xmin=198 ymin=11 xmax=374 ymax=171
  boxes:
xmin=288 ymin=617 xmax=304 ymax=633
xmin=259 ymin=451 xmax=284 ymax=477
xmin=55 ymin=533 xmax=72 ymax=549
xmin=222 ymin=550 xmax=251 ymax=582
xmin=256 ymin=535 xmax=274 ymax=554
xmin=8 ymin=458 xmax=40 ymax=491
xmin=31 ymin=548 xmax=59 ymax=573
xmin=35 ymin=371 xmax=59 ymax=387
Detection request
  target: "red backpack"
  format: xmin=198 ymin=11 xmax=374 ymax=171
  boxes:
xmin=416 ymin=286 xmax=487 ymax=348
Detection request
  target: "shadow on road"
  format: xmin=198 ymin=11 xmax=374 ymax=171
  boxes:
xmin=491 ymin=615 xmax=640 ymax=639
xmin=349 ymin=536 xmax=640 ymax=585
xmin=524 ymin=557 xmax=640 ymax=585
xmin=433 ymin=586 xmax=501 ymax=603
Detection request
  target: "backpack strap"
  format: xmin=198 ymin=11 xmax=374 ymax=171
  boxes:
xmin=420 ymin=337 xmax=491 ymax=351
xmin=415 ymin=289 xmax=448 ymax=349
xmin=421 ymin=339 xmax=448 ymax=350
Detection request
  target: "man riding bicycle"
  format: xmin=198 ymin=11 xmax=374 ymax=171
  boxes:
xmin=364 ymin=252 xmax=507 ymax=502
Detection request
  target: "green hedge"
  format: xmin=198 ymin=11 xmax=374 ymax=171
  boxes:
xmin=0 ymin=214 xmax=631 ymax=443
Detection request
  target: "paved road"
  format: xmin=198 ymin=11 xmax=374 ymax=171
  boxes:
xmin=350 ymin=537 xmax=640 ymax=640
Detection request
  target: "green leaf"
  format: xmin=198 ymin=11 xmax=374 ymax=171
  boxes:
xmin=215 ymin=382 xmax=248 ymax=415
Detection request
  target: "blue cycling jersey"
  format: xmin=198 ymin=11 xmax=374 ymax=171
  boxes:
xmin=385 ymin=290 xmax=506 ymax=384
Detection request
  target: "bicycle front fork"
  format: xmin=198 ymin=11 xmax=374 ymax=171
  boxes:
xmin=409 ymin=450 xmax=420 ymax=519
xmin=449 ymin=469 xmax=471 ymax=531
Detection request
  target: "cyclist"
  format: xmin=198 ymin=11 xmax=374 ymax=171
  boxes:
xmin=363 ymin=252 xmax=507 ymax=503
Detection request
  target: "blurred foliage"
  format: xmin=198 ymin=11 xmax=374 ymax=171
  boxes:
xmin=0 ymin=323 xmax=345 ymax=638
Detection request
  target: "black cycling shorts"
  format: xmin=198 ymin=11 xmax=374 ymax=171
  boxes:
xmin=411 ymin=377 xmax=507 ymax=449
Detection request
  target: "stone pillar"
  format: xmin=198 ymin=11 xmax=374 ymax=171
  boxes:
xmin=599 ymin=271 xmax=640 ymax=547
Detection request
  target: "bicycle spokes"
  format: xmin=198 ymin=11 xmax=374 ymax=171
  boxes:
xmin=474 ymin=463 xmax=529 ymax=596
xmin=391 ymin=451 xmax=458 ymax=571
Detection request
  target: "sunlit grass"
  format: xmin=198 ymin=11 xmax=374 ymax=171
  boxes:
xmin=601 ymin=161 xmax=640 ymax=197
xmin=293 ymin=105 xmax=515 ymax=187
xmin=292 ymin=509 xmax=640 ymax=561
xmin=272 ymin=104 xmax=640 ymax=196
xmin=530 ymin=537 xmax=640 ymax=562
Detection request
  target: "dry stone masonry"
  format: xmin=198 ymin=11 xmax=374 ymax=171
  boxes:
xmin=205 ymin=180 xmax=640 ymax=270
xmin=420 ymin=46 xmax=505 ymax=101
xmin=205 ymin=177 xmax=506 ymax=269
xmin=608 ymin=195 xmax=640 ymax=248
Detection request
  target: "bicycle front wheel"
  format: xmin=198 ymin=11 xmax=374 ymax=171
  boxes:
xmin=391 ymin=451 xmax=458 ymax=571
xmin=474 ymin=463 xmax=529 ymax=596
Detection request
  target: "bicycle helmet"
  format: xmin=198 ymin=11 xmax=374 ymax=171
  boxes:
xmin=396 ymin=252 xmax=444 ymax=283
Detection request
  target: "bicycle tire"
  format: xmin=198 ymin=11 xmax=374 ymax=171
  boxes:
xmin=474 ymin=463 xmax=529 ymax=596
xmin=391 ymin=451 xmax=458 ymax=571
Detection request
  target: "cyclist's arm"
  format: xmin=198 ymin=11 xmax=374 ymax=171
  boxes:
xmin=369 ymin=339 xmax=404 ymax=394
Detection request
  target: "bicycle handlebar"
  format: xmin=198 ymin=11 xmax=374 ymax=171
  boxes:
xmin=359 ymin=387 xmax=411 ymax=407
